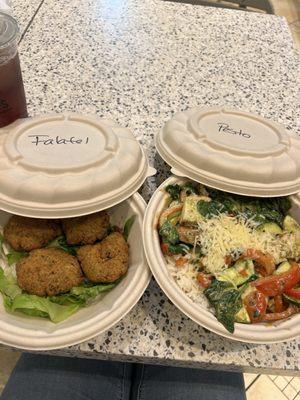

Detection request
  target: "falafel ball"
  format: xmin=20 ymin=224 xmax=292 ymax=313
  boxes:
xmin=62 ymin=211 xmax=110 ymax=246
xmin=3 ymin=216 xmax=62 ymax=252
xmin=77 ymin=232 xmax=129 ymax=283
xmin=16 ymin=248 xmax=84 ymax=297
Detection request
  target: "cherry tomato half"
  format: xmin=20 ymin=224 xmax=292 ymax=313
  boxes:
xmin=251 ymin=263 xmax=300 ymax=297
xmin=244 ymin=290 xmax=267 ymax=322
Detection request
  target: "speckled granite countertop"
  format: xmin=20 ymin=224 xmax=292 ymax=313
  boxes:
xmin=8 ymin=0 xmax=300 ymax=374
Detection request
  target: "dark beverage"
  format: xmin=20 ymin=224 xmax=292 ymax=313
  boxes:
xmin=0 ymin=12 xmax=27 ymax=128
xmin=0 ymin=52 xmax=27 ymax=127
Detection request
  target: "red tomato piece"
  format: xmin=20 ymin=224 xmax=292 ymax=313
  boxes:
xmin=244 ymin=290 xmax=267 ymax=322
xmin=274 ymin=294 xmax=285 ymax=313
xmin=197 ymin=273 xmax=213 ymax=288
xmin=262 ymin=305 xmax=300 ymax=322
xmin=285 ymin=287 xmax=300 ymax=299
xmin=251 ymin=263 xmax=300 ymax=297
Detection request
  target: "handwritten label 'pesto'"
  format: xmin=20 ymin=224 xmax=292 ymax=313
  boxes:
xmin=217 ymin=122 xmax=251 ymax=139
xmin=28 ymin=135 xmax=89 ymax=146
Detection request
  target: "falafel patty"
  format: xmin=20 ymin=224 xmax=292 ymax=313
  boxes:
xmin=16 ymin=248 xmax=83 ymax=296
xmin=3 ymin=216 xmax=62 ymax=252
xmin=77 ymin=232 xmax=129 ymax=283
xmin=62 ymin=211 xmax=110 ymax=246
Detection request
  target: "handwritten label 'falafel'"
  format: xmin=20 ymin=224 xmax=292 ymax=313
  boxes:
xmin=28 ymin=134 xmax=89 ymax=146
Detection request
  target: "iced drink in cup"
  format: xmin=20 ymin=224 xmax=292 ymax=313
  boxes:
xmin=0 ymin=12 xmax=27 ymax=127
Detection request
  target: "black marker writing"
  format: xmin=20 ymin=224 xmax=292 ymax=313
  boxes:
xmin=217 ymin=123 xmax=251 ymax=139
xmin=28 ymin=135 xmax=90 ymax=146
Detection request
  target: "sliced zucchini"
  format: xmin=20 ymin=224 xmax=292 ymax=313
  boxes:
xmin=241 ymin=284 xmax=257 ymax=300
xmin=180 ymin=195 xmax=210 ymax=225
xmin=258 ymin=222 xmax=282 ymax=235
xmin=217 ymin=260 xmax=255 ymax=287
xmin=283 ymin=216 xmax=300 ymax=233
xmin=283 ymin=294 xmax=300 ymax=306
xmin=235 ymin=306 xmax=251 ymax=324
xmin=274 ymin=261 xmax=291 ymax=275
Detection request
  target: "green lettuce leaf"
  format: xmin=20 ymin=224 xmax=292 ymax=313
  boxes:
xmin=47 ymin=235 xmax=78 ymax=255
xmin=123 ymin=216 xmax=136 ymax=241
xmin=9 ymin=294 xmax=80 ymax=323
xmin=0 ymin=267 xmax=117 ymax=323
xmin=50 ymin=282 xmax=117 ymax=306
xmin=6 ymin=250 xmax=28 ymax=266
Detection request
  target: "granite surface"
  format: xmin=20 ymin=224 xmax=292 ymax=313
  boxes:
xmin=7 ymin=0 xmax=300 ymax=373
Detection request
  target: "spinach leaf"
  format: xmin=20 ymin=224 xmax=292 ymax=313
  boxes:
xmin=204 ymin=280 xmax=242 ymax=333
xmin=165 ymin=184 xmax=181 ymax=201
xmin=167 ymin=243 xmax=190 ymax=255
xmin=159 ymin=221 xmax=179 ymax=245
xmin=47 ymin=235 xmax=78 ymax=255
xmin=197 ymin=199 xmax=231 ymax=218
xmin=181 ymin=183 xmax=198 ymax=196
xmin=200 ymin=186 xmax=291 ymax=226
xmin=123 ymin=215 xmax=136 ymax=241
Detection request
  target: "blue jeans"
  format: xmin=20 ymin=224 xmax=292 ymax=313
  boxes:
xmin=0 ymin=354 xmax=246 ymax=400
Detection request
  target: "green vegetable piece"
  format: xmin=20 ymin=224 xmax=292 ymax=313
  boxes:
xmin=204 ymin=280 xmax=242 ymax=333
xmin=234 ymin=306 xmax=251 ymax=324
xmin=217 ymin=260 xmax=255 ymax=287
xmin=257 ymin=222 xmax=283 ymax=235
xmin=283 ymin=216 xmax=300 ymax=233
xmin=283 ymin=294 xmax=300 ymax=306
xmin=6 ymin=250 xmax=27 ymax=266
xmin=181 ymin=183 xmax=198 ymax=196
xmin=159 ymin=221 xmax=179 ymax=245
xmin=9 ymin=294 xmax=80 ymax=323
xmin=123 ymin=215 xmax=136 ymax=241
xmin=47 ymin=235 xmax=78 ymax=255
xmin=50 ymin=281 xmax=117 ymax=306
xmin=0 ymin=266 xmax=117 ymax=323
xmin=166 ymin=184 xmax=181 ymax=201
xmin=274 ymin=261 xmax=291 ymax=275
xmin=167 ymin=243 xmax=190 ymax=255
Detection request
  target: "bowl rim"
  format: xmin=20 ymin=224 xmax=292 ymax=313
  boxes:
xmin=143 ymin=175 xmax=300 ymax=344
xmin=0 ymin=193 xmax=151 ymax=350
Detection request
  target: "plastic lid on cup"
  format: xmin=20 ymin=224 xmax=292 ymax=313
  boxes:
xmin=0 ymin=113 xmax=155 ymax=217
xmin=156 ymin=107 xmax=300 ymax=197
xmin=0 ymin=12 xmax=18 ymax=49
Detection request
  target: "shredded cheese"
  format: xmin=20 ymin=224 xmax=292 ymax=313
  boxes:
xmin=196 ymin=214 xmax=300 ymax=274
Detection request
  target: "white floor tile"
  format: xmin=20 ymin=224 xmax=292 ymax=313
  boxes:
xmin=274 ymin=376 xmax=289 ymax=390
xmin=282 ymin=376 xmax=294 ymax=384
xmin=269 ymin=375 xmax=278 ymax=381
xmin=283 ymin=384 xmax=298 ymax=399
xmin=247 ymin=375 xmax=287 ymax=400
xmin=244 ymin=373 xmax=259 ymax=389
xmin=291 ymin=377 xmax=300 ymax=392
xmin=293 ymin=394 xmax=300 ymax=400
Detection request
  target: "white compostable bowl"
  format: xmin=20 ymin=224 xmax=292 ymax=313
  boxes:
xmin=0 ymin=193 xmax=151 ymax=350
xmin=143 ymin=176 xmax=300 ymax=344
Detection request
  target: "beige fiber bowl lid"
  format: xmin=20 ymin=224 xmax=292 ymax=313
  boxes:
xmin=156 ymin=107 xmax=300 ymax=197
xmin=0 ymin=113 xmax=155 ymax=218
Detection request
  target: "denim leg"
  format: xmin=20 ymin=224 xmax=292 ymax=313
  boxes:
xmin=0 ymin=353 xmax=133 ymax=400
xmin=130 ymin=364 xmax=246 ymax=400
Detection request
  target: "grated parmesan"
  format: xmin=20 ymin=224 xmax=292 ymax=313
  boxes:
xmin=196 ymin=214 xmax=300 ymax=274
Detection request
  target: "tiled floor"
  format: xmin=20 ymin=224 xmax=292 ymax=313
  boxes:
xmin=0 ymin=0 xmax=299 ymax=398
xmin=245 ymin=373 xmax=300 ymax=400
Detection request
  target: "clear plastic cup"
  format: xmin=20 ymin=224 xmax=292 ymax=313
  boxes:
xmin=0 ymin=12 xmax=27 ymax=128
